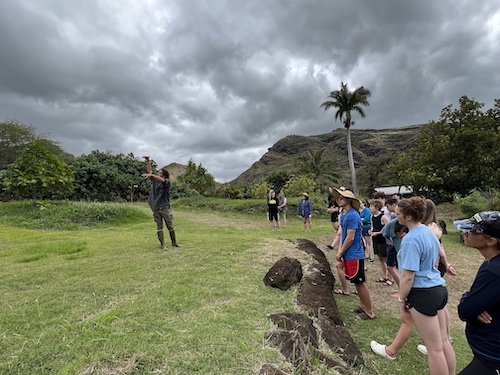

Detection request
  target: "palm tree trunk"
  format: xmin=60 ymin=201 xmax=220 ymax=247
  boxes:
xmin=346 ymin=127 xmax=358 ymax=195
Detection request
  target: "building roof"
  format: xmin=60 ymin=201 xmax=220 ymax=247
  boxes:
xmin=374 ymin=186 xmax=413 ymax=195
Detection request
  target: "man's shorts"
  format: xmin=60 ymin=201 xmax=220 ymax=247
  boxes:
xmin=386 ymin=245 xmax=398 ymax=267
xmin=407 ymin=285 xmax=448 ymax=316
xmin=344 ymin=259 xmax=366 ymax=284
xmin=373 ymin=242 xmax=387 ymax=257
xmin=362 ymin=227 xmax=370 ymax=236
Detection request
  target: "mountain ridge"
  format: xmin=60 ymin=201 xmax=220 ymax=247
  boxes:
xmin=228 ymin=125 xmax=422 ymax=189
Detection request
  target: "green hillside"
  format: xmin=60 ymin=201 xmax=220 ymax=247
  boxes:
xmin=229 ymin=125 xmax=422 ymax=190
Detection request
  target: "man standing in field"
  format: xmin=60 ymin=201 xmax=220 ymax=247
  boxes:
xmin=334 ymin=187 xmax=375 ymax=320
xmin=142 ymin=156 xmax=180 ymax=251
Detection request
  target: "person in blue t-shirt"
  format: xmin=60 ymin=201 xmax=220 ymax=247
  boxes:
xmin=332 ymin=187 xmax=375 ymax=321
xmin=454 ymin=211 xmax=500 ymax=375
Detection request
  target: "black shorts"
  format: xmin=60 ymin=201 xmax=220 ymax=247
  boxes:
xmin=268 ymin=212 xmax=279 ymax=221
xmin=344 ymin=259 xmax=366 ymax=284
xmin=373 ymin=242 xmax=387 ymax=257
xmin=407 ymin=285 xmax=448 ymax=316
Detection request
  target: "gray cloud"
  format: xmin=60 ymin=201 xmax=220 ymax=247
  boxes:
xmin=1 ymin=0 xmax=499 ymax=181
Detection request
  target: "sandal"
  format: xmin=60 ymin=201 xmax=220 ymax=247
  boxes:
xmin=384 ymin=280 xmax=394 ymax=286
xmin=350 ymin=307 xmax=364 ymax=314
xmin=333 ymin=289 xmax=350 ymax=296
xmin=355 ymin=311 xmax=376 ymax=320
xmin=376 ymin=277 xmax=388 ymax=283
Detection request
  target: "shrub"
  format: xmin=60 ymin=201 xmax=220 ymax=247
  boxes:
xmin=283 ymin=175 xmax=319 ymax=198
xmin=488 ymin=190 xmax=500 ymax=211
xmin=170 ymin=182 xmax=200 ymax=199
xmin=245 ymin=182 xmax=270 ymax=199
xmin=0 ymin=201 xmax=150 ymax=230
xmin=215 ymin=186 xmax=243 ymax=199
xmin=454 ymin=189 xmax=489 ymax=217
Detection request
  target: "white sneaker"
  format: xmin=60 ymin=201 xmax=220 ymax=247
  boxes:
xmin=370 ymin=340 xmax=396 ymax=360
xmin=417 ymin=344 xmax=428 ymax=355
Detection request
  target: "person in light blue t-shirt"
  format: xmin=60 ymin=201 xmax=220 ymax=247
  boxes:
xmin=396 ymin=197 xmax=455 ymax=374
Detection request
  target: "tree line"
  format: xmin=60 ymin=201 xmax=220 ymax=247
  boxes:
xmin=1 ymin=93 xmax=499 ymax=205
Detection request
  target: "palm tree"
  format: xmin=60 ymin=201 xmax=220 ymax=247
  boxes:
xmin=298 ymin=148 xmax=339 ymax=184
xmin=320 ymin=82 xmax=371 ymax=195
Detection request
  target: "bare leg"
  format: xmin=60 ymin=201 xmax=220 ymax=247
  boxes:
xmin=378 ymin=256 xmax=388 ymax=279
xmin=387 ymin=266 xmax=400 ymax=286
xmin=364 ymin=235 xmax=373 ymax=260
xmin=385 ymin=308 xmax=413 ymax=357
xmin=438 ymin=308 xmax=456 ymax=374
xmin=336 ymin=261 xmax=350 ymax=294
xmin=411 ymin=308 xmax=453 ymax=375
xmin=354 ymin=283 xmax=375 ymax=318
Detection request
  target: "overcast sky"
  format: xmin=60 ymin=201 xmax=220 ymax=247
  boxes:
xmin=1 ymin=1 xmax=499 ymax=182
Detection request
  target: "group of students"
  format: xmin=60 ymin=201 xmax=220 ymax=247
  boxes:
xmin=267 ymin=190 xmax=315 ymax=231
xmin=326 ymin=187 xmax=500 ymax=375
xmin=266 ymin=190 xmax=288 ymax=231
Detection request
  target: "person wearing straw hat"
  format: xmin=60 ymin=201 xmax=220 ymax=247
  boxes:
xmin=297 ymin=192 xmax=313 ymax=231
xmin=454 ymin=211 xmax=500 ymax=374
xmin=332 ymin=187 xmax=375 ymax=320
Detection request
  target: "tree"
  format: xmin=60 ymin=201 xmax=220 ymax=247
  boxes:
xmin=298 ymin=148 xmax=339 ymax=186
xmin=389 ymin=96 xmax=500 ymax=202
xmin=177 ymin=160 xmax=216 ymax=195
xmin=283 ymin=175 xmax=319 ymax=198
xmin=0 ymin=120 xmax=70 ymax=170
xmin=69 ymin=151 xmax=149 ymax=201
xmin=320 ymin=82 xmax=371 ymax=195
xmin=266 ymin=171 xmax=293 ymax=192
xmin=2 ymin=140 xmax=74 ymax=205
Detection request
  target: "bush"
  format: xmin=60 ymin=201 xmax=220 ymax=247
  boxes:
xmin=170 ymin=182 xmax=200 ymax=199
xmin=488 ymin=190 xmax=500 ymax=211
xmin=454 ymin=189 xmax=489 ymax=217
xmin=0 ymin=201 xmax=150 ymax=230
xmin=215 ymin=186 xmax=243 ymax=199
xmin=283 ymin=175 xmax=319 ymax=198
xmin=245 ymin=182 xmax=270 ymax=199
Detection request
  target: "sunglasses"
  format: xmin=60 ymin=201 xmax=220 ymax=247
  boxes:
xmin=338 ymin=196 xmax=347 ymax=200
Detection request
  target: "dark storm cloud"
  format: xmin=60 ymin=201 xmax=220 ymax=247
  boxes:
xmin=0 ymin=0 xmax=499 ymax=181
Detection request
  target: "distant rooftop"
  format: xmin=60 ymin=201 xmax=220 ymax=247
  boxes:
xmin=374 ymin=186 xmax=413 ymax=195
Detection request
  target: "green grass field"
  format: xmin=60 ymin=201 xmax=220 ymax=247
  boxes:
xmin=0 ymin=199 xmax=477 ymax=374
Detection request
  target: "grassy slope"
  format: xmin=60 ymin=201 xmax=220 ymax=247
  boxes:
xmin=0 ymin=200 xmax=476 ymax=374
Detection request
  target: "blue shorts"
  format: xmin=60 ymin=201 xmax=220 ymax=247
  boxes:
xmin=386 ymin=245 xmax=397 ymax=267
xmin=362 ymin=227 xmax=370 ymax=236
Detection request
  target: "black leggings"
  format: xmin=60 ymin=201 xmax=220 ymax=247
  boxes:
xmin=458 ymin=356 xmax=500 ymax=375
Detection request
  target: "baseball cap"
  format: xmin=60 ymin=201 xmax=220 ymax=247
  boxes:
xmin=453 ymin=211 xmax=500 ymax=240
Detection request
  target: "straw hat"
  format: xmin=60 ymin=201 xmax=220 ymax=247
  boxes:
xmin=331 ymin=187 xmax=360 ymax=212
